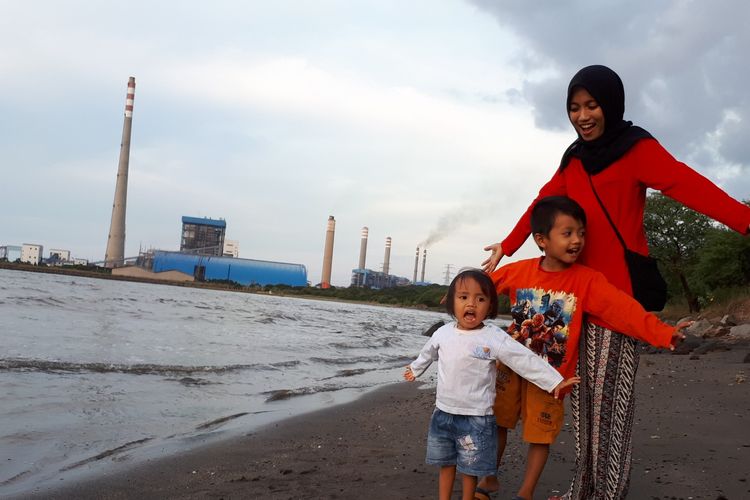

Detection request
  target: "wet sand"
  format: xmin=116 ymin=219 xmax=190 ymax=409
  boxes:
xmin=22 ymin=344 xmax=750 ymax=500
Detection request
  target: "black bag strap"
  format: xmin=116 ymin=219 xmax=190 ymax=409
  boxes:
xmin=587 ymin=174 xmax=629 ymax=251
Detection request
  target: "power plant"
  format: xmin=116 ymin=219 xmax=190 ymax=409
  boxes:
xmin=350 ymin=228 xmax=409 ymax=289
xmin=95 ymin=78 xmax=437 ymax=288
xmin=100 ymin=77 xmax=307 ymax=287
xmin=104 ymin=76 xmax=135 ymax=268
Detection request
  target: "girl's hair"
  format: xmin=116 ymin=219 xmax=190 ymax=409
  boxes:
xmin=445 ymin=269 xmax=498 ymax=319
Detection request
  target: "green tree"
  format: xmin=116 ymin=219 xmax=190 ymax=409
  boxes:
xmin=643 ymin=192 xmax=712 ymax=312
xmin=692 ymin=201 xmax=750 ymax=291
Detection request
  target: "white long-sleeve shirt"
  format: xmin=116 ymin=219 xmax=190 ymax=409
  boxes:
xmin=409 ymin=322 xmax=563 ymax=416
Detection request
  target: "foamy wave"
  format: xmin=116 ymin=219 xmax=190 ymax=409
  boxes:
xmin=263 ymin=382 xmax=370 ymax=402
xmin=0 ymin=358 xmax=298 ymax=375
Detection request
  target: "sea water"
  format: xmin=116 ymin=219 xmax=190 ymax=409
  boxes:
xmin=0 ymin=269 xmax=507 ymax=496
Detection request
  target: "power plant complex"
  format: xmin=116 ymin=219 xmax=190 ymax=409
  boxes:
xmin=100 ymin=77 xmax=433 ymax=289
xmin=102 ymin=77 xmax=309 ymax=287
xmin=5 ymin=77 xmax=437 ymax=287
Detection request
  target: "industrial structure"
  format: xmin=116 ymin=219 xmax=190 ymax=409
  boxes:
xmin=111 ymin=214 xmax=307 ymax=286
xmin=383 ymin=237 xmax=391 ymax=275
xmin=0 ymin=245 xmax=22 ymax=262
xmin=147 ymin=251 xmax=307 ymax=286
xmin=358 ymin=227 xmax=368 ymax=270
xmin=350 ymin=231 xmax=409 ymax=289
xmin=21 ymin=244 xmax=44 ymax=265
xmin=180 ymin=216 xmax=226 ymax=256
xmin=412 ymin=247 xmax=420 ymax=283
xmin=104 ymin=76 xmax=136 ymax=268
xmin=320 ymin=216 xmax=335 ymax=288
xmin=223 ymin=239 xmax=239 ymax=258
xmin=411 ymin=246 xmax=430 ymax=285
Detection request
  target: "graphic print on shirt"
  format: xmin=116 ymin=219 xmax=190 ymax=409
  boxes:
xmin=507 ymin=288 xmax=577 ymax=367
xmin=471 ymin=345 xmax=493 ymax=360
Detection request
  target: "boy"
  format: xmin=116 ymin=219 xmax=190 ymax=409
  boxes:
xmin=474 ymin=196 xmax=689 ymax=500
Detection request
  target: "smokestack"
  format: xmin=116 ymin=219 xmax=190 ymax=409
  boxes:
xmin=413 ymin=247 xmax=419 ymax=283
xmin=421 ymin=248 xmax=427 ymax=283
xmin=321 ymin=216 xmax=335 ymax=288
xmin=358 ymin=227 xmax=368 ymax=270
xmin=105 ymin=76 xmax=136 ymax=268
xmin=383 ymin=237 xmax=392 ymax=275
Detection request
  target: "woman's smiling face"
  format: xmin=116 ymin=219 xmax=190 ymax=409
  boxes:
xmin=568 ymin=87 xmax=605 ymax=141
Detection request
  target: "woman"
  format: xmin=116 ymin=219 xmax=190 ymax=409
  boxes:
xmin=481 ymin=65 xmax=750 ymax=499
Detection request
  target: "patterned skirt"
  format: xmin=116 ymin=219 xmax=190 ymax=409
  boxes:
xmin=562 ymin=322 xmax=640 ymax=500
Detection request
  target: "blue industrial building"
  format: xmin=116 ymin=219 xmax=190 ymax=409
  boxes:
xmin=180 ymin=216 xmax=226 ymax=256
xmin=151 ymin=251 xmax=307 ymax=287
xmin=350 ymin=268 xmax=411 ymax=289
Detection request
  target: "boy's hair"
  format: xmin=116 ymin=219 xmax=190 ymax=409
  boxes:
xmin=531 ymin=196 xmax=587 ymax=237
xmin=445 ymin=269 xmax=498 ymax=319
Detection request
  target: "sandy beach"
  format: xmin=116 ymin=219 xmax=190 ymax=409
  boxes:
xmin=21 ymin=342 xmax=750 ymax=500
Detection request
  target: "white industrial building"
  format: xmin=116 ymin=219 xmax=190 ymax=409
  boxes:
xmin=49 ymin=249 xmax=71 ymax=261
xmin=21 ymin=243 xmax=44 ymax=265
xmin=223 ymin=239 xmax=239 ymax=258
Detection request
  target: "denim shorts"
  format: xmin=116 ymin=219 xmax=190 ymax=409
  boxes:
xmin=425 ymin=408 xmax=498 ymax=477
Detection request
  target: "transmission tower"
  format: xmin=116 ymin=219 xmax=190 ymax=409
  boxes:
xmin=443 ymin=264 xmax=454 ymax=285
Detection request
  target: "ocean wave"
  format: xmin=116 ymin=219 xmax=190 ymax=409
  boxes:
xmin=0 ymin=358 xmax=297 ymax=375
xmin=263 ymin=382 xmax=371 ymax=402
xmin=59 ymin=437 xmax=155 ymax=472
xmin=320 ymin=368 xmax=374 ymax=380
xmin=8 ymin=296 xmax=67 ymax=307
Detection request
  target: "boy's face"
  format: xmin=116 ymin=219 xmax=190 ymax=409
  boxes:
xmin=534 ymin=213 xmax=585 ymax=271
xmin=453 ymin=277 xmax=490 ymax=330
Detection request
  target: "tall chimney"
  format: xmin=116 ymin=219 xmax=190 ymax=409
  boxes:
xmin=358 ymin=227 xmax=368 ymax=270
xmin=413 ymin=246 xmax=419 ymax=283
xmin=105 ymin=76 xmax=135 ymax=268
xmin=421 ymin=248 xmax=427 ymax=283
xmin=321 ymin=216 xmax=335 ymax=288
xmin=383 ymin=236 xmax=391 ymax=275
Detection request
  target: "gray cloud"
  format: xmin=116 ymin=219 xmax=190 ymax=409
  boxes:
xmin=469 ymin=0 xmax=750 ymax=198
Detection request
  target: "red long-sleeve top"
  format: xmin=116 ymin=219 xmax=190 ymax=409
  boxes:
xmin=491 ymin=258 xmax=675 ymax=387
xmin=501 ymin=139 xmax=750 ymax=330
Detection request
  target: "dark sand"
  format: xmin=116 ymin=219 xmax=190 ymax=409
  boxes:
xmin=22 ymin=345 xmax=750 ymax=500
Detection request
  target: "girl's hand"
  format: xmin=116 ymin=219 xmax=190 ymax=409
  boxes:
xmin=404 ymin=366 xmax=416 ymax=382
xmin=669 ymin=321 xmax=693 ymax=351
xmin=553 ymin=376 xmax=581 ymax=399
xmin=481 ymin=243 xmax=505 ymax=273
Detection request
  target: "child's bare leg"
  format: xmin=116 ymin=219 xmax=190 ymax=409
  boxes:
xmin=439 ymin=465 xmax=457 ymax=500
xmin=461 ymin=473 xmax=478 ymax=500
xmin=476 ymin=426 xmax=507 ymax=493
xmin=516 ymin=442 xmax=549 ymax=500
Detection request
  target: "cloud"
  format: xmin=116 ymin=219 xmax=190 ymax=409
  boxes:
xmin=469 ymin=0 xmax=750 ymax=199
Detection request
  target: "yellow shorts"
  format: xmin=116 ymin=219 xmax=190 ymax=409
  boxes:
xmin=493 ymin=362 xmax=564 ymax=444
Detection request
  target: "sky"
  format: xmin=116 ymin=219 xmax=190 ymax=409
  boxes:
xmin=1 ymin=0 xmax=748 ymax=286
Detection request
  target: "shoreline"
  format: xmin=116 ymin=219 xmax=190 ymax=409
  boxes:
xmin=22 ymin=345 xmax=750 ymax=500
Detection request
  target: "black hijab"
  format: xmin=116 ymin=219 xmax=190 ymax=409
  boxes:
xmin=559 ymin=65 xmax=653 ymax=174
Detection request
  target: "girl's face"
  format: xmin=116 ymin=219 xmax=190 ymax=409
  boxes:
xmin=568 ymin=87 xmax=605 ymax=141
xmin=453 ymin=277 xmax=490 ymax=330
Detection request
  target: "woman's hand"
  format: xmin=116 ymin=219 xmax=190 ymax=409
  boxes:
xmin=482 ymin=242 xmax=505 ymax=273
xmin=403 ymin=366 xmax=416 ymax=381
xmin=668 ymin=321 xmax=693 ymax=350
xmin=553 ymin=376 xmax=581 ymax=399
